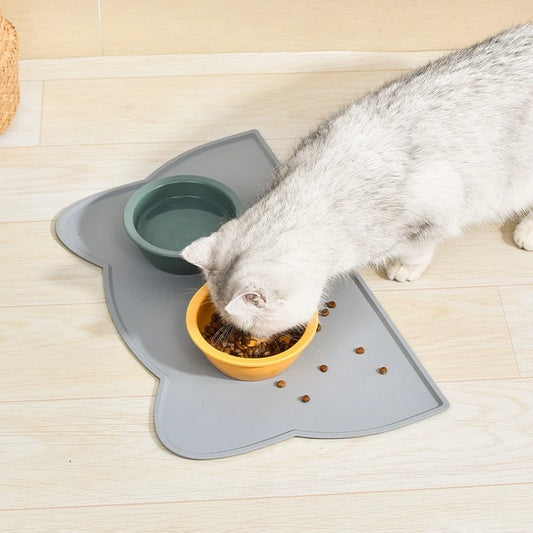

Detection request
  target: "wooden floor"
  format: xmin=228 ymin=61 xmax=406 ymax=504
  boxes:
xmin=3 ymin=0 xmax=531 ymax=59
xmin=1 ymin=51 xmax=532 ymax=532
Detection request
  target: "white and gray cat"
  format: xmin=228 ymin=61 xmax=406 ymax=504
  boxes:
xmin=183 ymin=24 xmax=533 ymax=338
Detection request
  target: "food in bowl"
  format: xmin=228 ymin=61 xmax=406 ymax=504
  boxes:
xmin=202 ymin=312 xmax=300 ymax=357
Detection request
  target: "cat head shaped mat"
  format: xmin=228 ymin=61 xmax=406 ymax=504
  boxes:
xmin=55 ymin=130 xmax=448 ymax=459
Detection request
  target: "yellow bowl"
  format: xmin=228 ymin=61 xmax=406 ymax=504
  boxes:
xmin=185 ymin=285 xmax=318 ymax=381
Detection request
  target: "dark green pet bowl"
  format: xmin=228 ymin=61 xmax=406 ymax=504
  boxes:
xmin=123 ymin=175 xmax=242 ymax=274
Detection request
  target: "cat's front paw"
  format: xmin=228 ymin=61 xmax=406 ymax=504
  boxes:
xmin=513 ymin=218 xmax=533 ymax=251
xmin=385 ymin=261 xmax=428 ymax=282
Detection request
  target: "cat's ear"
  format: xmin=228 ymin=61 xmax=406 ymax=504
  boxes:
xmin=181 ymin=234 xmax=216 ymax=270
xmin=225 ymin=289 xmax=266 ymax=319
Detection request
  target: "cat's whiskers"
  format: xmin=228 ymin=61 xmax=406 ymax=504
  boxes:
xmin=211 ymin=325 xmax=226 ymax=346
xmin=212 ymin=323 xmax=233 ymax=347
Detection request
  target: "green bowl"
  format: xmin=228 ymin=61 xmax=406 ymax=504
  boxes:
xmin=123 ymin=175 xmax=242 ymax=274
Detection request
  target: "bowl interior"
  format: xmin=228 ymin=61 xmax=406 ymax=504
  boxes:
xmin=131 ymin=178 xmax=239 ymax=253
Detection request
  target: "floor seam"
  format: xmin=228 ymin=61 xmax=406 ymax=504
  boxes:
xmin=496 ymin=287 xmax=522 ymax=377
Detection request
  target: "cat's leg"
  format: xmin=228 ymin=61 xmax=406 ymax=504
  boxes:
xmin=513 ymin=210 xmax=533 ymax=251
xmin=385 ymin=241 xmax=436 ymax=282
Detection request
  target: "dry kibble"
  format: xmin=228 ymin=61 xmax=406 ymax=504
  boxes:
xmin=378 ymin=366 xmax=388 ymax=375
xmin=326 ymin=300 xmax=336 ymax=308
xmin=320 ymin=308 xmax=330 ymax=317
xmin=202 ymin=312 xmax=301 ymax=358
xmin=319 ymin=364 xmax=328 ymax=373
xmin=316 ymin=323 xmax=321 ymax=332
xmin=301 ymin=394 xmax=310 ymax=403
xmin=276 ymin=379 xmax=286 ymax=388
xmin=355 ymin=346 xmax=365 ymax=354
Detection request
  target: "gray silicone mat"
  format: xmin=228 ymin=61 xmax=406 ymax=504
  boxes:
xmin=55 ymin=130 xmax=448 ymax=459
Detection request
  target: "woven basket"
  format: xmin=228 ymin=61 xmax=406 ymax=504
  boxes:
xmin=0 ymin=10 xmax=19 ymax=134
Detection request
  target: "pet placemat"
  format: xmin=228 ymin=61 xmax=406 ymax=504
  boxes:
xmin=55 ymin=130 xmax=448 ymax=459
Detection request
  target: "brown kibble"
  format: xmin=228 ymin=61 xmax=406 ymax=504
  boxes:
xmin=319 ymin=364 xmax=328 ymax=373
xmin=301 ymin=394 xmax=310 ymax=403
xmin=316 ymin=323 xmax=321 ymax=332
xmin=201 ymin=312 xmax=301 ymax=358
xmin=276 ymin=379 xmax=286 ymax=388
xmin=319 ymin=308 xmax=329 ymax=317
xmin=378 ymin=366 xmax=388 ymax=375
xmin=355 ymin=346 xmax=365 ymax=354
xmin=326 ymin=300 xmax=336 ymax=308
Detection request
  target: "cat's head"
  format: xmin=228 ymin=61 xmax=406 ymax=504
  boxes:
xmin=181 ymin=221 xmax=321 ymax=338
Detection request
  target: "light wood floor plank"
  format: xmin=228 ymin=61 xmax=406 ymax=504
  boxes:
xmin=2 ymin=483 xmax=532 ymax=533
xmin=375 ymin=287 xmax=516 ymax=381
xmin=0 ymin=222 xmax=104 ymax=307
xmin=499 ymin=286 xmax=533 ymax=377
xmin=100 ymin=0 xmax=532 ymax=55
xmin=374 ymin=287 xmax=519 ymax=381
xmin=40 ymin=71 xmax=401 ymax=146
xmin=0 ymin=303 xmax=154 ymax=402
xmin=0 ymin=81 xmax=42 ymax=148
xmin=18 ymin=51 xmax=447 ymax=81
xmin=1 ymin=379 xmax=531 ymax=509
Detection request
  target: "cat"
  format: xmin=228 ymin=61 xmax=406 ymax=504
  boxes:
xmin=182 ymin=23 xmax=533 ymax=339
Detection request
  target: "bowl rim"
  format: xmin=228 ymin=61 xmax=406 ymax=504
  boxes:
xmin=123 ymin=174 xmax=243 ymax=259
xmin=186 ymin=284 xmax=319 ymax=368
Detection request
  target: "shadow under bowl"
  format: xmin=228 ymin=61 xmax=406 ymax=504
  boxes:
xmin=123 ymin=175 xmax=242 ymax=274
xmin=186 ymin=285 xmax=319 ymax=381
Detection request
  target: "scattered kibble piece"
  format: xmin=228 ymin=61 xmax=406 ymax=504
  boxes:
xmin=355 ymin=346 xmax=365 ymax=354
xmin=319 ymin=364 xmax=328 ymax=373
xmin=301 ymin=394 xmax=310 ymax=403
xmin=276 ymin=379 xmax=286 ymax=388
xmin=320 ymin=308 xmax=330 ymax=317
xmin=316 ymin=323 xmax=321 ymax=332
xmin=326 ymin=300 xmax=336 ymax=308
xmin=378 ymin=366 xmax=388 ymax=375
